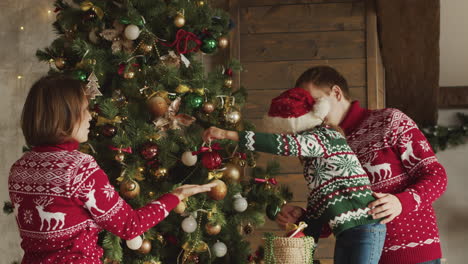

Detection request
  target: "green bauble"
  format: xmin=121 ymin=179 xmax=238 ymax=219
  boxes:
xmin=186 ymin=94 xmax=204 ymax=108
xmin=200 ymin=37 xmax=218 ymax=54
xmin=74 ymin=70 xmax=87 ymax=81
xmin=266 ymin=204 xmax=281 ymax=221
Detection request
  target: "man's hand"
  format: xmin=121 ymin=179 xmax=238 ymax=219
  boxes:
xmin=275 ymin=204 xmax=304 ymax=228
xmin=368 ymin=192 xmax=403 ymax=224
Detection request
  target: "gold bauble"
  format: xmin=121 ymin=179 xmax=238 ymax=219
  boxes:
xmin=138 ymin=167 xmax=145 ymax=173
xmin=147 ymin=96 xmax=169 ymax=117
xmin=224 ymin=77 xmax=233 ymax=88
xmin=223 ymin=163 xmax=241 ymax=182
xmin=205 ymin=223 xmax=222 ymax=235
xmin=202 ymin=102 xmax=215 ymax=114
xmin=207 ymin=179 xmax=227 ymax=201
xmin=138 ymin=239 xmax=152 ymax=254
xmin=174 ymin=13 xmax=186 ymax=28
xmin=218 ymin=36 xmax=229 ymax=49
xmin=54 ymin=57 xmax=66 ymax=69
xmin=114 ymin=152 xmax=125 ymax=162
xmin=140 ymin=43 xmax=153 ymax=53
xmin=154 ymin=167 xmax=168 ymax=178
xmin=148 ymin=191 xmax=155 ymax=198
xmin=174 ymin=201 xmax=186 ymax=214
xmin=124 ymin=71 xmax=135 ymax=79
xmin=120 ymin=180 xmax=140 ymax=199
xmin=225 ymin=108 xmax=241 ymax=124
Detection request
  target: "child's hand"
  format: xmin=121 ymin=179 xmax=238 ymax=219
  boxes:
xmin=276 ymin=204 xmax=305 ymax=228
xmin=203 ymin=126 xmax=239 ymax=142
xmin=171 ymin=183 xmax=217 ymax=201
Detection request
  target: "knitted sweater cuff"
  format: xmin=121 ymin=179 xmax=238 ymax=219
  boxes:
xmin=395 ymin=191 xmax=417 ymax=216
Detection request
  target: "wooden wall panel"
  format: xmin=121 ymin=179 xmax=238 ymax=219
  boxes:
xmin=240 ymin=0 xmax=357 ymax=6
xmin=240 ymin=2 xmax=364 ymax=34
xmin=240 ymin=31 xmax=365 ymax=62
xmin=241 ymin=59 xmax=366 ymax=90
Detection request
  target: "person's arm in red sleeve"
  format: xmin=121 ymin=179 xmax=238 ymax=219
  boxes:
xmin=71 ymin=159 xmax=179 ymax=240
xmin=393 ymin=119 xmax=448 ymax=216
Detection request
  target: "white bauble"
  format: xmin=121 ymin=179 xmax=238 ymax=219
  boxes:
xmin=181 ymin=151 xmax=198 ymax=166
xmin=181 ymin=215 xmax=197 ymax=233
xmin=212 ymin=241 xmax=227 ymax=257
xmin=233 ymin=193 xmax=248 ymax=213
xmin=126 ymin=236 xmax=143 ymax=250
xmin=124 ymin=24 xmax=140 ymax=40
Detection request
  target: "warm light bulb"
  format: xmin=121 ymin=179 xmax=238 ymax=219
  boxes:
xmin=17 ymin=75 xmax=23 ymax=79
xmin=47 ymin=10 xmax=52 ymax=14
xmin=20 ymin=26 xmax=24 ymax=30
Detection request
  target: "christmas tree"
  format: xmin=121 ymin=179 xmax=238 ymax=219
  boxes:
xmin=32 ymin=0 xmax=292 ymax=263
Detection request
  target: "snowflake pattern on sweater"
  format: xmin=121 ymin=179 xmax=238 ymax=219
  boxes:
xmin=239 ymin=127 xmax=379 ymax=237
xmin=341 ymin=101 xmax=448 ymax=264
xmin=8 ymin=141 xmax=179 ymax=264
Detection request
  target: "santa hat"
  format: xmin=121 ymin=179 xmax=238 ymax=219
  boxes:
xmin=263 ymin=87 xmax=330 ymax=134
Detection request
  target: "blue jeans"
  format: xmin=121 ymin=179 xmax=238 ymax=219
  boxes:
xmin=334 ymin=223 xmax=386 ymax=264
xmin=418 ymin=260 xmax=441 ymax=264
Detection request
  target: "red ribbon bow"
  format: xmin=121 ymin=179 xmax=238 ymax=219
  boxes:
xmin=160 ymin=29 xmax=202 ymax=54
xmin=108 ymin=145 xmax=133 ymax=153
xmin=192 ymin=143 xmax=222 ymax=155
xmin=254 ymin=178 xmax=278 ymax=185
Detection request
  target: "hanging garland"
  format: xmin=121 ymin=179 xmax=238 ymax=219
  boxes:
xmin=422 ymin=113 xmax=468 ymax=152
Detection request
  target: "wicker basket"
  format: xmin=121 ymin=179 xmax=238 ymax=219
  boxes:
xmin=264 ymin=233 xmax=315 ymax=264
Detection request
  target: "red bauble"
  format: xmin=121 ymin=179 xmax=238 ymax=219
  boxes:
xmin=201 ymin=150 xmax=222 ymax=170
xmin=101 ymin=124 xmax=117 ymax=137
xmin=140 ymin=142 xmax=159 ymax=160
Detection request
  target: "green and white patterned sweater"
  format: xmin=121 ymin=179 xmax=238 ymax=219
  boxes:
xmin=239 ymin=126 xmax=379 ymax=236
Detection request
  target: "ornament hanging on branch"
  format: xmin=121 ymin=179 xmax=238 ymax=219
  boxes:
xmin=232 ymin=193 xmax=248 ymax=213
xmin=120 ymin=179 xmax=140 ymax=199
xmin=181 ymin=215 xmax=198 ymax=233
xmin=200 ymin=36 xmax=217 ymax=54
xmin=205 ymin=222 xmax=221 ymax=235
xmin=124 ymin=24 xmax=140 ymax=40
xmin=138 ymin=239 xmax=152 ymax=254
xmin=212 ymin=241 xmax=227 ymax=258
xmin=118 ymin=63 xmax=139 ymax=79
xmin=218 ymin=36 xmax=229 ymax=49
xmin=181 ymin=151 xmax=198 ymax=166
xmin=223 ymin=67 xmax=234 ymax=89
xmin=108 ymin=145 xmax=132 ymax=163
xmin=174 ymin=11 xmax=186 ymax=28
xmin=174 ymin=199 xmax=187 ymax=214
xmin=126 ymin=235 xmax=143 ymax=250
xmin=85 ymin=71 xmax=102 ymax=99
xmin=223 ymin=163 xmax=241 ymax=182
xmin=54 ymin=57 xmax=66 ymax=69
xmin=80 ymin=1 xmax=104 ymax=20
xmin=153 ymin=97 xmax=196 ymax=131
xmin=207 ymin=179 xmax=227 ymax=201
xmin=140 ymin=142 xmax=159 ymax=160
xmin=140 ymin=43 xmax=153 ymax=53
xmin=202 ymin=102 xmax=215 ymax=114
xmin=147 ymin=92 xmax=170 ymax=118
xmin=192 ymin=143 xmax=223 ymax=170
xmin=100 ymin=21 xmax=134 ymax=54
xmin=160 ymin=50 xmax=181 ymax=68
xmin=101 ymin=124 xmax=117 ymax=138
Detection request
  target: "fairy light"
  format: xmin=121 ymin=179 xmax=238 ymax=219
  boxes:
xmin=17 ymin=75 xmax=23 ymax=79
xmin=20 ymin=26 xmax=24 ymax=31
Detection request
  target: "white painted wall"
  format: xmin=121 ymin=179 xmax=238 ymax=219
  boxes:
xmin=436 ymin=0 xmax=468 ymax=263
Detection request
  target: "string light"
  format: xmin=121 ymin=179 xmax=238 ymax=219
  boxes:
xmin=20 ymin=26 xmax=24 ymax=31
xmin=17 ymin=75 xmax=23 ymax=79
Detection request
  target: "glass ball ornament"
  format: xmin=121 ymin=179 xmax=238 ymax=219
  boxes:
xmin=233 ymin=193 xmax=248 ymax=212
xmin=200 ymin=37 xmax=218 ymax=54
xmin=126 ymin=236 xmax=143 ymax=250
xmin=181 ymin=215 xmax=198 ymax=233
xmin=212 ymin=241 xmax=227 ymax=258
xmin=186 ymin=93 xmax=204 ymax=108
xmin=124 ymin=24 xmax=140 ymax=40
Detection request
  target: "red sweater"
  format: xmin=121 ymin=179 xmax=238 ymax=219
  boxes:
xmin=340 ymin=101 xmax=447 ymax=264
xmin=8 ymin=141 xmax=180 ymax=264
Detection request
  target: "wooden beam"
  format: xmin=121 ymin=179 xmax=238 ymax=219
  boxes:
xmin=376 ymin=0 xmax=440 ymax=126
xmin=229 ymin=0 xmax=241 ymax=90
xmin=365 ymin=0 xmax=385 ymax=109
xmin=439 ymin=86 xmax=468 ymax=108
